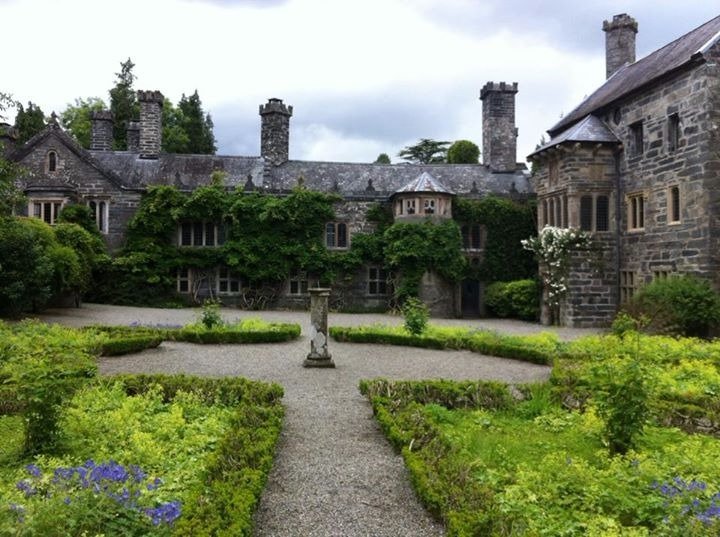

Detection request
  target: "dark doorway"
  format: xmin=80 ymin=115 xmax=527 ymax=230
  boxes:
xmin=461 ymin=279 xmax=480 ymax=317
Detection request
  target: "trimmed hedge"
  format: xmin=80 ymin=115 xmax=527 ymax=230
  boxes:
xmin=330 ymin=325 xmax=558 ymax=365
xmin=484 ymin=279 xmax=539 ymax=321
xmin=87 ymin=321 xmax=301 ymax=352
xmin=99 ymin=374 xmax=284 ymax=536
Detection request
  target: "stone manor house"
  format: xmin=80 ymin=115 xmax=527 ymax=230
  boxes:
xmin=529 ymin=13 xmax=720 ymax=327
xmin=0 ymin=83 xmax=529 ymax=317
xmin=4 ymin=12 xmax=718 ymax=325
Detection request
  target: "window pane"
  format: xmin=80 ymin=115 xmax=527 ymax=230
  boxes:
xmin=217 ymin=224 xmax=226 ymax=245
xmin=181 ymin=223 xmax=192 ymax=246
xmin=325 ymin=223 xmax=335 ymax=247
xmin=193 ymin=222 xmax=204 ymax=246
xmin=337 ymin=223 xmax=347 ymax=248
xmin=290 ymin=281 xmax=298 ymax=294
xmin=580 ymin=196 xmax=592 ymax=231
xmin=461 ymin=225 xmax=469 ymax=249
xmin=596 ymin=196 xmax=609 ymax=232
xmin=671 ymin=187 xmax=680 ymax=222
xmin=638 ymin=197 xmax=644 ymax=228
xmin=471 ymin=224 xmax=481 ymax=249
xmin=205 ymin=222 xmax=215 ymax=246
xmin=548 ymin=198 xmax=555 ymax=226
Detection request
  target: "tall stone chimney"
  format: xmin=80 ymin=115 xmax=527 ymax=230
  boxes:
xmin=603 ymin=14 xmax=638 ymax=79
xmin=259 ymin=98 xmax=292 ymax=166
xmin=126 ymin=120 xmax=140 ymax=153
xmin=480 ymin=81 xmax=518 ymax=173
xmin=138 ymin=90 xmax=164 ymax=159
xmin=90 ymin=110 xmax=114 ymax=151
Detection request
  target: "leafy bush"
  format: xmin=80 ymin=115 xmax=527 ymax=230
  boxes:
xmin=0 ymin=320 xmax=98 ymax=454
xmin=100 ymin=334 xmax=164 ymax=356
xmin=589 ymin=356 xmax=652 ymax=454
xmin=484 ymin=279 xmax=539 ymax=320
xmin=402 ymin=297 xmax=429 ymax=335
xmin=200 ymin=299 xmax=223 ymax=329
xmin=622 ymin=275 xmax=720 ymax=338
xmin=446 ymin=140 xmax=480 ymax=164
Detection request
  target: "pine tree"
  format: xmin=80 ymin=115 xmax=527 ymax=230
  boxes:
xmin=14 ymin=102 xmax=46 ymax=144
xmin=398 ymin=139 xmax=450 ymax=164
xmin=109 ymin=58 xmax=139 ymax=150
xmin=177 ymin=91 xmax=216 ymax=154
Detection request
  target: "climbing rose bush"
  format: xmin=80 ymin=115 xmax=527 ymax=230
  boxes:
xmin=521 ymin=226 xmax=592 ymax=316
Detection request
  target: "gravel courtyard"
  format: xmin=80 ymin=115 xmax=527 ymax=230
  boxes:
xmin=36 ymin=304 xmax=597 ymax=537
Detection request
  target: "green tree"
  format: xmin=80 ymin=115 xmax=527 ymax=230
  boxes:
xmin=447 ymin=140 xmax=480 ymax=164
xmin=161 ymin=98 xmax=190 ymax=153
xmin=398 ymin=138 xmax=450 ymax=164
xmin=14 ymin=101 xmax=46 ymax=144
xmin=0 ymin=93 xmax=24 ymax=216
xmin=61 ymin=97 xmax=107 ymax=148
xmin=374 ymin=153 xmax=391 ymax=164
xmin=177 ymin=90 xmax=216 ymax=154
xmin=109 ymin=58 xmax=139 ymax=150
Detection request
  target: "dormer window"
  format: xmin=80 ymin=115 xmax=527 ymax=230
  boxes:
xmin=47 ymin=151 xmax=57 ymax=172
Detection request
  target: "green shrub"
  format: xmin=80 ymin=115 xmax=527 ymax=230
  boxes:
xmin=200 ymin=299 xmax=223 ymax=329
xmin=100 ymin=335 xmax=163 ymax=356
xmin=402 ymin=297 xmax=429 ymax=335
xmin=485 ymin=279 xmax=539 ymax=321
xmin=623 ymin=275 xmax=720 ymax=338
xmin=589 ymin=356 xmax=652 ymax=455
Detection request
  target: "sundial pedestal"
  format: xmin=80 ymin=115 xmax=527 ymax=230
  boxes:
xmin=304 ymin=288 xmax=335 ymax=368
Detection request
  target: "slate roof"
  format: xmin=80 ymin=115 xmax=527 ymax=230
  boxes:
xmin=550 ymin=14 xmax=720 ymax=136
xmin=89 ymin=151 xmax=265 ymax=190
xmin=264 ymin=160 xmax=530 ymax=197
xmin=393 ymin=171 xmax=455 ymax=196
xmin=528 ymin=115 xmax=620 ymax=158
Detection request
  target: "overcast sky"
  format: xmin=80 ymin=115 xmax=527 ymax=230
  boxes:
xmin=2 ymin=0 xmax=718 ymax=164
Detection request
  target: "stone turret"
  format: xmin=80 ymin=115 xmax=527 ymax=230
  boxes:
xmin=90 ymin=110 xmax=114 ymax=151
xmin=138 ymin=90 xmax=164 ymax=159
xmin=260 ymin=98 xmax=292 ymax=166
xmin=126 ymin=120 xmax=140 ymax=153
xmin=603 ymin=13 xmax=638 ymax=79
xmin=480 ymin=81 xmax=518 ymax=173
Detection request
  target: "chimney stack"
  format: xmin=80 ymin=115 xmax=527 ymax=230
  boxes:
xmin=259 ymin=98 xmax=292 ymax=166
xmin=603 ymin=14 xmax=638 ymax=79
xmin=90 ymin=110 xmax=114 ymax=151
xmin=138 ymin=90 xmax=164 ymax=159
xmin=480 ymin=82 xmax=518 ymax=173
xmin=126 ymin=120 xmax=140 ymax=153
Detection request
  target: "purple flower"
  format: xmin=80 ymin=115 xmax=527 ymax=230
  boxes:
xmin=25 ymin=464 xmax=42 ymax=478
xmin=16 ymin=480 xmax=35 ymax=497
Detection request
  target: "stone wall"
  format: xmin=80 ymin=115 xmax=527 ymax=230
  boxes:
xmin=138 ymin=91 xmax=163 ymax=159
xmin=15 ymin=134 xmax=141 ymax=251
xmin=260 ymin=98 xmax=292 ymax=166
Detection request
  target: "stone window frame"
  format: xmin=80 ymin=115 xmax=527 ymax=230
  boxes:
xmin=579 ymin=193 xmax=610 ymax=233
xmin=325 ymin=221 xmax=349 ymax=249
xmin=405 ymin=199 xmax=416 ymax=215
xmin=46 ymin=150 xmax=58 ymax=173
xmin=620 ymin=270 xmax=637 ymax=303
xmin=178 ymin=221 xmax=225 ymax=247
xmin=626 ymin=191 xmax=646 ymax=231
xmin=29 ymin=198 xmax=65 ymax=225
xmin=217 ymin=266 xmax=244 ymax=295
xmin=288 ymin=272 xmax=309 ymax=296
xmin=87 ymin=199 xmax=110 ymax=234
xmin=461 ymin=223 xmax=484 ymax=251
xmin=368 ymin=266 xmax=390 ymax=296
xmin=667 ymin=185 xmax=681 ymax=225
xmin=540 ymin=193 xmax=568 ymax=228
xmin=629 ymin=120 xmax=644 ymax=157
xmin=667 ymin=113 xmax=680 ymax=153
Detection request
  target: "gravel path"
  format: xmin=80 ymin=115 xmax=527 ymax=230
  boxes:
xmin=35 ymin=304 xmax=598 ymax=536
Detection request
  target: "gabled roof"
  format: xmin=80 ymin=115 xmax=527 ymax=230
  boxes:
xmin=529 ymin=115 xmax=620 ymax=158
xmin=393 ymin=171 xmax=454 ymax=196
xmin=550 ymin=14 xmax=720 ymax=136
xmin=10 ymin=120 xmax=129 ymax=190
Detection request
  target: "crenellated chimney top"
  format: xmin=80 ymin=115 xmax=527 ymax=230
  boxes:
xmin=603 ymin=13 xmax=638 ymax=79
xmin=480 ymin=81 xmax=519 ymax=173
xmin=259 ymin=98 xmax=293 ymax=166
xmin=138 ymin=90 xmax=164 ymax=159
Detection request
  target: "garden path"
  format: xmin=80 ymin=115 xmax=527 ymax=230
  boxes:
xmin=37 ymin=304 xmax=597 ymax=536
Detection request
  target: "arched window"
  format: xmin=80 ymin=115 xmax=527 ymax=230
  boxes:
xmin=47 ymin=151 xmax=57 ymax=172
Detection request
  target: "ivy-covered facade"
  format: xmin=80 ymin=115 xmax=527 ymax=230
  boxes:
xmin=2 ymin=85 xmax=535 ymax=316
